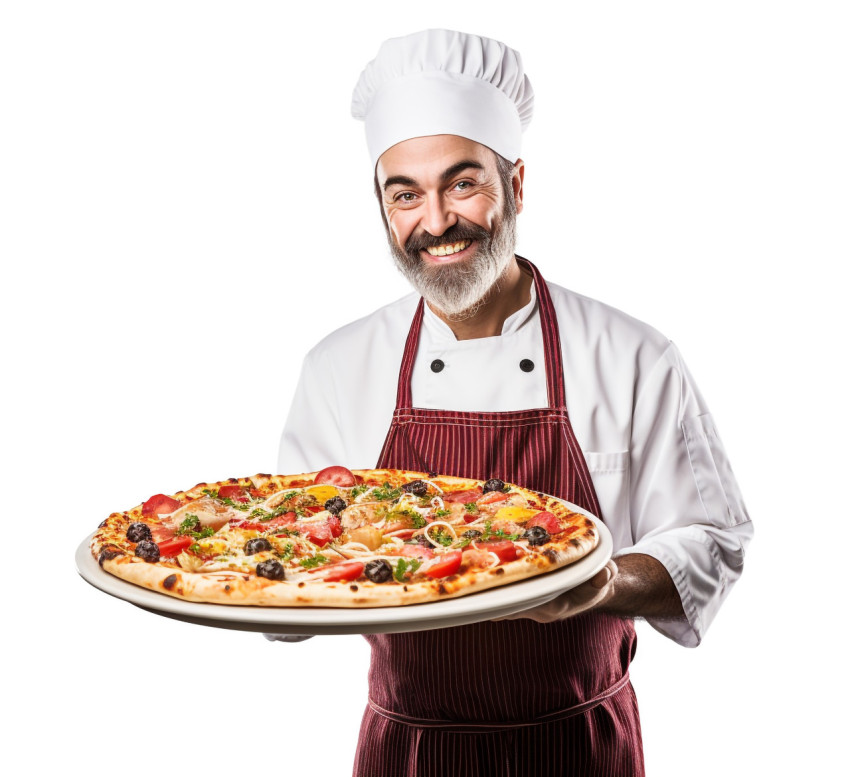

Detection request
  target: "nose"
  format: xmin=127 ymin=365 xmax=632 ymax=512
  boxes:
xmin=419 ymin=195 xmax=457 ymax=238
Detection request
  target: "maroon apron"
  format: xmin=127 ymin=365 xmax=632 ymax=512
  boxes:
xmin=353 ymin=259 xmax=643 ymax=777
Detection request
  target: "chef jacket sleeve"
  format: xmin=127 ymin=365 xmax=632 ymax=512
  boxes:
xmin=278 ymin=348 xmax=348 ymax=474
xmin=618 ymin=342 xmax=752 ymax=648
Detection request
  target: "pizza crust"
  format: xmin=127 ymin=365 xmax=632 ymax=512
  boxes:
xmin=92 ymin=470 xmax=599 ymax=607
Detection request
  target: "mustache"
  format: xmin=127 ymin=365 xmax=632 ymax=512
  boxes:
xmin=404 ymin=221 xmax=491 ymax=254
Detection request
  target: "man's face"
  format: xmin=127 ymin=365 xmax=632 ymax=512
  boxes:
xmin=376 ymin=135 xmax=523 ymax=319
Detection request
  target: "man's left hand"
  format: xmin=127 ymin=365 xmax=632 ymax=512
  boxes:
xmin=495 ymin=560 xmax=618 ymax=623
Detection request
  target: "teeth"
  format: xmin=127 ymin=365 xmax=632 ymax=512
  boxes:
xmin=426 ymin=240 xmax=471 ymax=257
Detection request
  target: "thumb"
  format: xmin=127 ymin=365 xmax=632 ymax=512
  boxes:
xmin=590 ymin=559 xmax=618 ymax=589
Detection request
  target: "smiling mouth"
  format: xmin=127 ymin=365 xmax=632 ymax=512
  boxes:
xmin=424 ymin=240 xmax=472 ymax=257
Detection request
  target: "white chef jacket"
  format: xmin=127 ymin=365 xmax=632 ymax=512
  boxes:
xmin=278 ymin=280 xmax=752 ymax=648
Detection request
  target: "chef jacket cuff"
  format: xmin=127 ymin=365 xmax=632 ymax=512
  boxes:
xmin=616 ymin=520 xmax=752 ymax=648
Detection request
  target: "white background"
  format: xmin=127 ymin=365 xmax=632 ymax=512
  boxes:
xmin=2 ymin=1 xmax=847 ymax=775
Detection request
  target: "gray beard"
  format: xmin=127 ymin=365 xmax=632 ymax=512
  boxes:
xmin=387 ymin=207 xmax=517 ymax=320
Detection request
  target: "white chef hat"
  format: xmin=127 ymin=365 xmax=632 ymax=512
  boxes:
xmin=351 ymin=29 xmax=534 ymax=167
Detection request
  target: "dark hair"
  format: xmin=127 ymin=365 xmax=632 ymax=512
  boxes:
xmin=373 ymin=150 xmax=517 ymax=232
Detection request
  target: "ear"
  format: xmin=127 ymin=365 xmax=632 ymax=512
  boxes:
xmin=512 ymin=159 xmax=525 ymax=215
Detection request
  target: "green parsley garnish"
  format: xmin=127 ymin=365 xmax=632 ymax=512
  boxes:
xmin=433 ymin=509 xmax=451 ymax=518
xmin=463 ymin=502 xmax=479 ymax=513
xmin=250 ymin=507 xmax=272 ymax=521
xmin=371 ymin=482 xmax=403 ymax=501
xmin=429 ymin=529 xmax=454 ymax=547
xmin=276 ymin=543 xmax=295 ymax=563
xmin=393 ymin=558 xmax=422 ymax=582
xmin=299 ymin=554 xmax=330 ymax=569
xmin=175 ymin=515 xmax=215 ymax=539
xmin=349 ymin=484 xmax=370 ymax=499
xmin=201 ymin=488 xmax=219 ymax=498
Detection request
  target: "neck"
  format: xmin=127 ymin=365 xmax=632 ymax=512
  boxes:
xmin=427 ymin=257 xmax=533 ymax=340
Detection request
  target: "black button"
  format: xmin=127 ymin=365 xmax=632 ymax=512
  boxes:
xmin=519 ymin=359 xmax=535 ymax=372
xmin=431 ymin=359 xmax=445 ymax=373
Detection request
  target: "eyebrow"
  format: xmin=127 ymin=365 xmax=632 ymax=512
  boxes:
xmin=382 ymin=160 xmax=485 ymax=192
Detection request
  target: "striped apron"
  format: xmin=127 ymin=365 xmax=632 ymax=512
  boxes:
xmin=354 ymin=259 xmax=643 ymax=777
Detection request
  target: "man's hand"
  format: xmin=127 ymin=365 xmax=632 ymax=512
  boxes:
xmin=495 ymin=553 xmax=686 ymax=623
xmin=496 ymin=560 xmax=618 ymax=623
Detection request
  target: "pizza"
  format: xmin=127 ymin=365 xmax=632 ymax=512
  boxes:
xmin=90 ymin=467 xmax=599 ymax=607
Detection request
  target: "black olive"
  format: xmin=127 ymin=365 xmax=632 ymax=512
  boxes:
xmin=462 ymin=529 xmax=483 ymax=540
xmin=406 ymin=534 xmax=431 ymax=547
xmin=402 ymin=480 xmax=428 ymax=497
xmin=126 ymin=522 xmax=152 ymax=543
xmin=522 ymin=526 xmax=550 ymax=546
xmin=245 ymin=537 xmax=273 ymax=555
xmin=324 ymin=496 xmax=347 ymax=515
xmin=134 ymin=540 xmax=160 ymax=562
xmin=482 ymin=478 xmax=506 ymax=494
xmin=256 ymin=560 xmax=285 ymax=580
xmin=364 ymin=559 xmax=393 ymax=583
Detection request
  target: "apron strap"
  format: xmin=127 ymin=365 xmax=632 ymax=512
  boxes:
xmin=393 ymin=258 xmax=568 ymax=411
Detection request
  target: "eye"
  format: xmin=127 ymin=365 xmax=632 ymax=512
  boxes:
xmin=454 ymin=180 xmax=472 ymax=191
xmin=393 ymin=191 xmax=417 ymax=203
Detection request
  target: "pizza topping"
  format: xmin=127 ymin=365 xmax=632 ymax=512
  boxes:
xmin=393 ymin=557 xmax=422 ymax=582
xmin=135 ymin=540 xmax=160 ymax=563
xmin=218 ymin=484 xmax=250 ymax=502
xmin=141 ymin=494 xmax=181 ymax=517
xmin=423 ymin=521 xmax=458 ymax=547
xmin=423 ymin=550 xmax=462 ymax=578
xmin=126 ymin=522 xmax=152 ymax=543
xmin=314 ymin=466 xmax=357 ymax=487
xmin=364 ymin=559 xmax=393 ymax=583
xmin=256 ymin=560 xmax=286 ymax=580
xmin=346 ymin=525 xmax=384 ymax=550
xmin=324 ymin=496 xmax=347 ymax=515
xmin=482 ymin=478 xmax=506 ymax=494
xmin=522 ymin=526 xmax=551 ymax=546
xmin=401 ymin=479 xmax=428 ymax=497
xmin=310 ymin=561 xmax=365 ymax=582
xmin=244 ymin=537 xmax=273 ymax=555
xmin=525 ymin=511 xmax=563 ymax=535
xmin=462 ymin=529 xmax=483 ymax=540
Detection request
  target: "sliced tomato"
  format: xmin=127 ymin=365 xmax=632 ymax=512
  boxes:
xmin=218 ymin=485 xmax=250 ymax=502
xmin=299 ymin=521 xmax=334 ymax=547
xmin=474 ymin=540 xmax=518 ymax=563
xmin=302 ymin=505 xmax=323 ymax=515
xmin=157 ymin=535 xmax=193 ymax=557
xmin=442 ymin=489 xmax=482 ymax=503
xmin=310 ymin=561 xmax=365 ymax=582
xmin=141 ymin=494 xmax=181 ymax=517
xmin=477 ymin=490 xmax=510 ymax=506
xmin=314 ymin=466 xmax=356 ymax=487
xmin=425 ymin=550 xmax=462 ymax=578
xmin=526 ymin=511 xmax=564 ymax=534
xmin=400 ymin=544 xmax=435 ymax=560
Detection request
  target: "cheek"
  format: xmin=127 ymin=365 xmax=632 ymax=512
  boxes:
xmin=387 ymin=210 xmax=413 ymax=247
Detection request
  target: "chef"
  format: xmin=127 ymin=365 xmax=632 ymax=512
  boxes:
xmin=275 ymin=30 xmax=752 ymax=777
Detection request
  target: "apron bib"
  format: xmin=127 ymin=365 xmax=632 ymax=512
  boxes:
xmin=354 ymin=259 xmax=643 ymax=777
